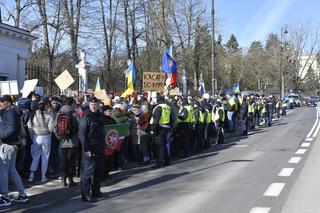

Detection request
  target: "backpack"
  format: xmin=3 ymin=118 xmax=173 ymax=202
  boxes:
xmin=56 ymin=112 xmax=75 ymax=140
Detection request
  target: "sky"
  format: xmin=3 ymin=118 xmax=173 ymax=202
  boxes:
xmin=206 ymin=0 xmax=320 ymax=48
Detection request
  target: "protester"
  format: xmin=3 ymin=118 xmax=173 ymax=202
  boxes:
xmin=0 ymin=95 xmax=29 ymax=207
xmin=27 ymin=101 xmax=54 ymax=183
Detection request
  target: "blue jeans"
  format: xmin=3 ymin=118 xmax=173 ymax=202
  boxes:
xmin=81 ymin=155 xmax=101 ymax=196
xmin=0 ymin=144 xmax=25 ymax=196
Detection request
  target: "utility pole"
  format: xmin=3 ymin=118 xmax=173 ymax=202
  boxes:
xmin=280 ymin=24 xmax=288 ymax=99
xmin=211 ymin=0 xmax=215 ymax=96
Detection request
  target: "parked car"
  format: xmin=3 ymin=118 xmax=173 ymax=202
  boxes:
xmin=307 ymin=98 xmax=317 ymax=107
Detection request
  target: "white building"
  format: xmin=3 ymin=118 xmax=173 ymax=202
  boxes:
xmin=0 ymin=22 xmax=36 ymax=89
xmin=299 ymin=54 xmax=320 ymax=80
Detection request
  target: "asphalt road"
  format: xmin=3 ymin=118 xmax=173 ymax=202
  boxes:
xmin=1 ymin=106 xmax=318 ymax=213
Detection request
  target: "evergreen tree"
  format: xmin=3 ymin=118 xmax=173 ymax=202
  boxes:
xmin=225 ymin=34 xmax=240 ymax=52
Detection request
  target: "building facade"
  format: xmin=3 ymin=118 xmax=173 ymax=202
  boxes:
xmin=0 ymin=22 xmax=36 ymax=89
xmin=299 ymin=54 xmax=320 ymax=80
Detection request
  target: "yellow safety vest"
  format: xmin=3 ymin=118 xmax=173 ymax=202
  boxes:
xmin=177 ymin=105 xmax=193 ymax=123
xmin=276 ymin=101 xmax=281 ymax=108
xmin=199 ymin=111 xmax=205 ymax=123
xmin=214 ymin=107 xmax=225 ymax=122
xmin=248 ymin=103 xmax=255 ymax=113
xmin=205 ymin=109 xmax=212 ymax=123
xmin=149 ymin=104 xmax=170 ymax=125
xmin=282 ymin=103 xmax=288 ymax=108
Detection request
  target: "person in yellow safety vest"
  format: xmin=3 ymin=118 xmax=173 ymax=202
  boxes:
xmin=213 ymin=100 xmax=225 ymax=144
xmin=226 ymin=93 xmax=236 ymax=132
xmin=281 ymin=100 xmax=288 ymax=116
xmin=275 ymin=98 xmax=281 ymax=118
xmin=193 ymin=100 xmax=204 ymax=152
xmin=202 ymin=100 xmax=213 ymax=149
xmin=261 ymin=98 xmax=267 ymax=122
xmin=177 ymin=98 xmax=193 ymax=158
xmin=150 ymin=95 xmax=173 ymax=169
xmin=289 ymin=97 xmax=295 ymax=109
xmin=255 ymin=97 xmax=263 ymax=126
xmin=248 ymin=95 xmax=256 ymax=129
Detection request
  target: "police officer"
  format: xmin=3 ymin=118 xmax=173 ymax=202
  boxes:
xmin=248 ymin=95 xmax=256 ymax=129
xmin=150 ymin=95 xmax=173 ymax=169
xmin=213 ymin=100 xmax=225 ymax=144
xmin=275 ymin=98 xmax=281 ymax=118
xmin=281 ymin=100 xmax=288 ymax=116
xmin=266 ymin=96 xmax=274 ymax=126
xmin=202 ymin=98 xmax=212 ymax=149
xmin=241 ymin=96 xmax=249 ymax=136
xmin=177 ymin=98 xmax=193 ymax=157
xmin=78 ymin=97 xmax=104 ymax=202
xmin=193 ymin=100 xmax=204 ymax=152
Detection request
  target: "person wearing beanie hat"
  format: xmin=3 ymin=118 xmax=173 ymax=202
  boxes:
xmin=78 ymin=94 xmax=105 ymax=202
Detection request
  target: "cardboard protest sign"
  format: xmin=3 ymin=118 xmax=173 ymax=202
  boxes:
xmin=169 ymin=87 xmax=181 ymax=96
xmin=94 ymin=89 xmax=108 ymax=101
xmin=54 ymin=70 xmax=75 ymax=91
xmin=0 ymin=80 xmax=19 ymax=96
xmin=22 ymin=79 xmax=38 ymax=98
xmin=142 ymin=72 xmax=166 ymax=92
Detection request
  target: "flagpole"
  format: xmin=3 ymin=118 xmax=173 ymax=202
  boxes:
xmin=211 ymin=0 xmax=216 ymax=96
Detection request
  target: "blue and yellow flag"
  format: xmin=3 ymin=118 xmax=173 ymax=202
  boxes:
xmin=95 ymin=77 xmax=101 ymax=92
xmin=127 ymin=59 xmax=136 ymax=90
xmin=232 ymin=82 xmax=240 ymax=93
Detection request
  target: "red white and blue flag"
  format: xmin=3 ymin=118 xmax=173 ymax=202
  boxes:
xmin=162 ymin=45 xmax=177 ymax=87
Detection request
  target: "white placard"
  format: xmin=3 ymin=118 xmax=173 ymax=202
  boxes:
xmin=54 ymin=70 xmax=75 ymax=91
xmin=0 ymin=80 xmax=19 ymax=96
xmin=22 ymin=79 xmax=39 ymax=98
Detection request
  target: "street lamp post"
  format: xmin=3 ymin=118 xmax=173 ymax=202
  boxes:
xmin=211 ymin=0 xmax=215 ymax=96
xmin=280 ymin=24 xmax=288 ymax=99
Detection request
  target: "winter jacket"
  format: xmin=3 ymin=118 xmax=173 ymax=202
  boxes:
xmin=54 ymin=105 xmax=79 ymax=149
xmin=0 ymin=108 xmax=21 ymax=145
xmin=27 ymin=110 xmax=54 ymax=136
xmin=78 ymin=110 xmax=104 ymax=155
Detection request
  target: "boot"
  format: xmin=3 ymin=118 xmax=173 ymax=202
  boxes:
xmin=67 ymin=177 xmax=76 ymax=188
xmin=61 ymin=177 xmax=67 ymax=187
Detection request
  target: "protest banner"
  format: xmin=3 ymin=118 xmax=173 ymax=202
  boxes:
xmin=104 ymin=123 xmax=130 ymax=156
xmin=0 ymin=80 xmax=19 ymax=96
xmin=22 ymin=79 xmax=38 ymax=98
xmin=54 ymin=69 xmax=75 ymax=91
xmin=169 ymin=87 xmax=181 ymax=96
xmin=94 ymin=89 xmax=109 ymax=102
xmin=142 ymin=72 xmax=166 ymax=92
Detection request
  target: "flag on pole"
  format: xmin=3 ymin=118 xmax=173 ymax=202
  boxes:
xmin=127 ymin=59 xmax=136 ymax=90
xmin=198 ymin=80 xmax=205 ymax=96
xmin=162 ymin=45 xmax=177 ymax=87
xmin=232 ymin=82 xmax=240 ymax=93
xmin=95 ymin=77 xmax=101 ymax=92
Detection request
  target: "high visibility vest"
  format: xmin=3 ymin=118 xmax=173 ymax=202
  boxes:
xmin=214 ymin=107 xmax=225 ymax=122
xmin=289 ymin=98 xmax=294 ymax=103
xmin=204 ymin=109 xmax=212 ymax=123
xmin=261 ymin=105 xmax=266 ymax=114
xmin=248 ymin=103 xmax=255 ymax=113
xmin=282 ymin=103 xmax=288 ymax=108
xmin=199 ymin=111 xmax=205 ymax=123
xmin=177 ymin=105 xmax=193 ymax=123
xmin=149 ymin=104 xmax=170 ymax=125
xmin=238 ymin=97 xmax=243 ymax=106
xmin=276 ymin=101 xmax=281 ymax=108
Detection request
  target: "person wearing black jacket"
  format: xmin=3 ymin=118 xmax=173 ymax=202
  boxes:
xmin=78 ymin=97 xmax=105 ymax=202
xmin=177 ymin=98 xmax=192 ymax=157
xmin=241 ymin=96 xmax=249 ymax=136
xmin=150 ymin=95 xmax=174 ymax=169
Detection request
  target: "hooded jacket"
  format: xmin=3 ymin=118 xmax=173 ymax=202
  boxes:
xmin=0 ymin=108 xmax=21 ymax=145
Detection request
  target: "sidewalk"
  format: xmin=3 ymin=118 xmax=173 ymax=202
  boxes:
xmin=282 ymin=126 xmax=320 ymax=212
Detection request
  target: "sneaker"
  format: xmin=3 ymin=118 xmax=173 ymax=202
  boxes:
xmin=0 ymin=196 xmax=11 ymax=207
xmin=40 ymin=177 xmax=48 ymax=183
xmin=14 ymin=193 xmax=28 ymax=203
xmin=28 ymin=176 xmax=34 ymax=183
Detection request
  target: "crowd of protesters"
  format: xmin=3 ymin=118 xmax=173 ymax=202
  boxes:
xmin=0 ymin=90 xmax=292 ymax=205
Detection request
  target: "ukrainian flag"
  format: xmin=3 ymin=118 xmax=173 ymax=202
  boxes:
xmin=232 ymin=82 xmax=240 ymax=93
xmin=95 ymin=77 xmax=101 ymax=92
xmin=121 ymin=59 xmax=136 ymax=98
xmin=127 ymin=59 xmax=136 ymax=90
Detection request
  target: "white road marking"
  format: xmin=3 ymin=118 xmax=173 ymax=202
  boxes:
xmin=307 ymin=109 xmax=319 ymax=137
xmin=301 ymin=143 xmax=311 ymax=147
xmin=288 ymin=157 xmax=301 ymax=164
xmin=305 ymin=138 xmax=314 ymax=142
xmin=250 ymin=207 xmax=271 ymax=213
xmin=263 ymin=183 xmax=286 ymax=197
xmin=278 ymin=168 xmax=295 ymax=177
xmin=296 ymin=149 xmax=307 ymax=154
xmin=312 ymin=110 xmax=320 ymax=137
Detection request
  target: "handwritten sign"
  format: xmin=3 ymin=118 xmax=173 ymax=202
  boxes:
xmin=142 ymin=72 xmax=166 ymax=92
xmin=54 ymin=70 xmax=75 ymax=91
